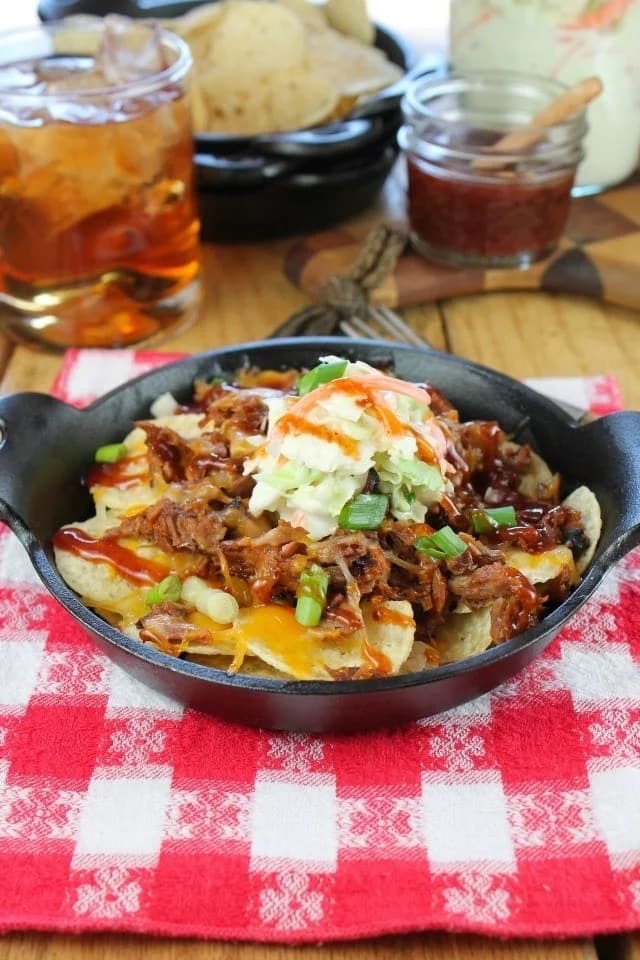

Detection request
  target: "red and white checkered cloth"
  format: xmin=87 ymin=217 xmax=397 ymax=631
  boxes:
xmin=0 ymin=349 xmax=638 ymax=943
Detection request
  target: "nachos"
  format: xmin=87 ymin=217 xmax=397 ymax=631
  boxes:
xmin=54 ymin=357 xmax=601 ymax=680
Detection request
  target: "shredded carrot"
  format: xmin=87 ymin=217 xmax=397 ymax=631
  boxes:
xmin=452 ymin=7 xmax=498 ymax=47
xmin=280 ymin=374 xmax=431 ymax=424
xmin=273 ymin=373 xmax=451 ymax=470
xmin=564 ymin=0 xmax=634 ymax=29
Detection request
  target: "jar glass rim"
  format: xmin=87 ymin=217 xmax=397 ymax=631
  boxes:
xmin=402 ymin=68 xmax=588 ymax=142
xmin=398 ymin=124 xmax=585 ymax=172
xmin=0 ymin=20 xmax=192 ymax=102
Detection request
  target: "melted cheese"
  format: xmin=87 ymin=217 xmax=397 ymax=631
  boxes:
xmin=234 ymin=605 xmax=323 ymax=679
xmin=184 ymin=605 xmax=326 ymax=678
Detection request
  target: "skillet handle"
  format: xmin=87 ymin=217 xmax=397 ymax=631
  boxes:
xmin=570 ymin=411 xmax=640 ymax=563
xmin=0 ymin=392 xmax=85 ymax=546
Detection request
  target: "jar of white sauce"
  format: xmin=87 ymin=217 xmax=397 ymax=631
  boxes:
xmin=450 ymin=0 xmax=640 ymax=195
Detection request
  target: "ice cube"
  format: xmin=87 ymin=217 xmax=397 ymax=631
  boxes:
xmin=96 ymin=15 xmax=169 ymax=86
xmin=4 ymin=95 xmax=181 ymax=234
xmin=0 ymin=63 xmax=41 ymax=92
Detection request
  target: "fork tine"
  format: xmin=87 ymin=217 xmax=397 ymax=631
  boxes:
xmin=369 ymin=305 xmax=428 ymax=348
xmin=338 ymin=315 xmax=377 ymax=339
xmin=339 ymin=309 xmax=432 ymax=348
xmin=338 ymin=318 xmax=359 ymax=338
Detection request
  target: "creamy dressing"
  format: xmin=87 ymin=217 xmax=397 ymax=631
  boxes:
xmin=450 ymin=0 xmax=640 ymax=192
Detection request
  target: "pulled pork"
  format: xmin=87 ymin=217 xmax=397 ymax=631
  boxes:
xmin=108 ymin=498 xmax=268 ymax=554
xmin=139 ymin=601 xmax=211 ymax=653
xmin=449 ymin=563 xmax=543 ymax=643
xmin=140 ymin=422 xmax=252 ymax=495
xmin=87 ymin=374 xmax=589 ymax=660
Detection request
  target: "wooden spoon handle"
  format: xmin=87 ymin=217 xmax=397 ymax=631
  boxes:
xmin=472 ymin=76 xmax=602 ymax=170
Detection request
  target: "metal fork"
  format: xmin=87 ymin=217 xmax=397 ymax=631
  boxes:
xmin=339 ymin=305 xmax=429 ymax=348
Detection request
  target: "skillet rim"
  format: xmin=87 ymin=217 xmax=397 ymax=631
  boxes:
xmin=24 ymin=336 xmax=623 ymax=698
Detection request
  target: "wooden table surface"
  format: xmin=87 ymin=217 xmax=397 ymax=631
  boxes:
xmin=2 ymin=5 xmax=640 ymax=959
xmin=2 ymin=161 xmax=640 ymax=960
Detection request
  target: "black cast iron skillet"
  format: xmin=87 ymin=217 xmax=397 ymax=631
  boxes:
xmin=1 ymin=337 xmax=639 ymax=733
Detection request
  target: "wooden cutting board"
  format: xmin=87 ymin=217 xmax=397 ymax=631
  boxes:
xmin=284 ymin=173 xmax=640 ymax=312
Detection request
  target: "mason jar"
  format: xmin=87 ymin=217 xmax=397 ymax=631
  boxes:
xmin=399 ymin=71 xmax=586 ymax=268
xmin=450 ymin=0 xmax=640 ymax=195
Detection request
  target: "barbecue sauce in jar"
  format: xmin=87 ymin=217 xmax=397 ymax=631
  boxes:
xmin=406 ymin=152 xmax=575 ymax=264
xmin=399 ymin=72 xmax=586 ymax=268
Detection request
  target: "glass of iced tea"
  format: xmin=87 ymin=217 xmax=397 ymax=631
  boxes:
xmin=0 ymin=17 xmax=201 ymax=349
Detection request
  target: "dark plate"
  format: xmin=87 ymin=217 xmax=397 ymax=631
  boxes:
xmin=197 ymin=144 xmax=397 ymax=242
xmin=2 ymin=338 xmax=639 ymax=732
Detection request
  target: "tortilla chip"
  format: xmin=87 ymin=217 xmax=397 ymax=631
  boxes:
xmin=562 ymin=485 xmax=602 ymax=574
xmin=168 ymin=632 xmax=238 ymax=658
xmin=54 ymin=518 xmax=147 ymax=617
xmin=92 ymin=483 xmax=164 ymax=524
xmin=206 ymin=1 xmax=306 ymax=75
xmin=517 ymin=450 xmax=559 ymax=501
xmin=434 ymin=607 xmax=493 ymax=664
xmin=501 ymin=544 xmax=577 ymax=587
xmin=212 ymin=600 xmax=414 ymax=680
xmin=89 ymin=413 xmax=206 ymax=520
xmin=161 ymin=0 xmax=401 ymax=133
xmin=196 ymin=65 xmax=339 ymax=135
xmin=188 ymin=652 xmax=293 ymax=680
xmin=400 ymin=640 xmax=439 ymax=674
xmin=149 ymin=413 xmax=208 ymax=440
xmin=300 ymin=600 xmax=414 ymax=677
xmin=165 ymin=2 xmax=226 ymax=43
xmin=277 ymin=0 xmax=328 ymax=31
xmin=362 ymin=599 xmax=416 ymax=673
xmin=307 ymin=30 xmax=402 ymax=98
xmin=181 ymin=0 xmax=343 ymax=134
xmin=326 ymin=0 xmax=375 ymax=44
xmin=54 ymin=518 xmax=227 ymax=649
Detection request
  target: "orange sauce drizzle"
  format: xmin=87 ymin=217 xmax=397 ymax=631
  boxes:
xmin=370 ymin=604 xmax=415 ymax=628
xmin=362 ymin=640 xmax=393 ymax=676
xmin=277 ymin=413 xmax=360 ymax=457
xmin=274 ymin=376 xmax=442 ymax=466
xmin=367 ymin=397 xmax=438 ymax=465
xmin=289 ymin=375 xmax=430 ymax=420
xmin=86 ymin=454 xmax=148 ymax=490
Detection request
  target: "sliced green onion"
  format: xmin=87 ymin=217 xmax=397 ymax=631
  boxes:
xmin=471 ymin=505 xmax=518 ymax=535
xmin=295 ymin=595 xmax=323 ymax=627
xmin=145 ymin=575 xmax=182 ymax=606
xmin=95 ymin=442 xmax=128 ymax=464
xmin=296 ymin=564 xmax=329 ymax=627
xmin=297 ymin=359 xmax=348 ymax=396
xmin=181 ymin=576 xmax=238 ymax=623
xmin=209 ymin=376 xmax=226 ymax=386
xmin=415 ymin=525 xmax=467 ymax=560
xmin=486 ymin=505 xmax=517 ymax=526
xmin=297 ymin=564 xmax=329 ymax=602
xmin=339 ymin=493 xmax=389 ymax=531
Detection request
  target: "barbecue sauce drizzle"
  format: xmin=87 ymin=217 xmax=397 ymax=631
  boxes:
xmin=450 ymin=420 xmax=582 ymax=553
xmin=53 ymin=527 xmax=167 ymax=585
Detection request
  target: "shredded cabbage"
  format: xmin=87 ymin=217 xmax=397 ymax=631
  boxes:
xmin=246 ymin=357 xmax=449 ymax=539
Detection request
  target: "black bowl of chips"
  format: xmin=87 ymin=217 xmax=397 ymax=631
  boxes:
xmin=40 ymin=0 xmax=421 ymax=240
